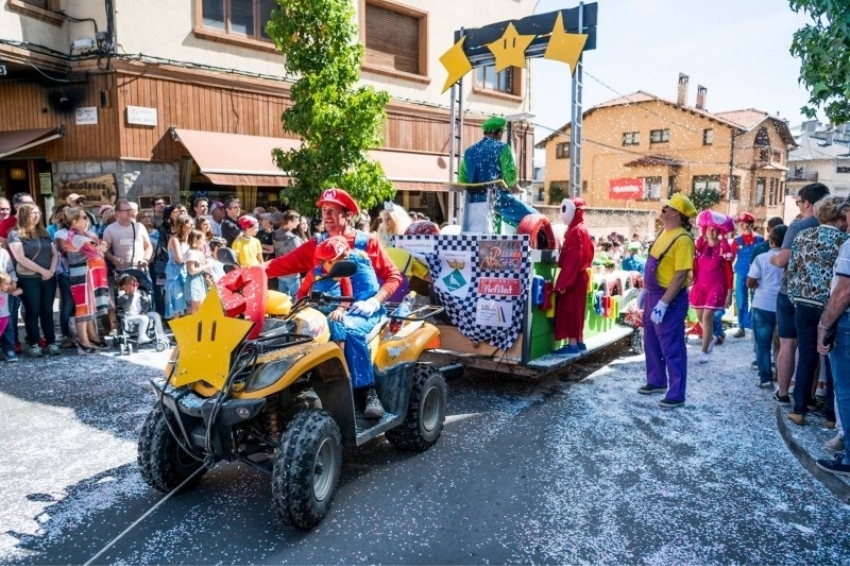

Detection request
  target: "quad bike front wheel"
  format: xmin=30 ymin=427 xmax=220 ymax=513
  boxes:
xmin=385 ymin=364 xmax=447 ymax=452
xmin=272 ymin=410 xmax=342 ymax=530
xmin=138 ymin=406 xmax=207 ymax=493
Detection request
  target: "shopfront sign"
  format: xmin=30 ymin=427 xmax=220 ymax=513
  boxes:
xmin=126 ymin=105 xmax=158 ymax=127
xmin=75 ymin=107 xmax=98 ymax=125
xmin=608 ymin=177 xmax=644 ymax=200
xmin=39 ymin=172 xmax=53 ymax=195
xmin=56 ymin=173 xmax=117 ymax=205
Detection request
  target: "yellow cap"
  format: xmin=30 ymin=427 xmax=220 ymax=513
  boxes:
xmin=661 ymin=193 xmax=697 ymax=219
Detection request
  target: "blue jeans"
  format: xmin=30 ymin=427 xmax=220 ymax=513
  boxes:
xmin=735 ymin=274 xmax=752 ymax=329
xmin=278 ymin=276 xmax=300 ymax=297
xmin=752 ymin=307 xmax=776 ymax=384
xmin=328 ymin=307 xmax=385 ymax=390
xmin=830 ymin=314 xmax=850 ymax=465
xmin=793 ymin=302 xmax=827 ymax=415
xmin=713 ymin=308 xmax=724 ymax=338
xmin=56 ymin=273 xmax=74 ymax=340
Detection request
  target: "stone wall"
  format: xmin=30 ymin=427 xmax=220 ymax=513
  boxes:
xmin=537 ymin=204 xmax=658 ymax=239
xmin=52 ymin=160 xmax=180 ymax=204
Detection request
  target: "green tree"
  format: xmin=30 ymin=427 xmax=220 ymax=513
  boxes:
xmin=266 ymin=0 xmax=394 ymax=215
xmin=689 ymin=187 xmax=722 ymax=212
xmin=789 ymin=0 xmax=850 ymax=124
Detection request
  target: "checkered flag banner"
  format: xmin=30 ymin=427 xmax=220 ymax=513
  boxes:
xmin=393 ymin=234 xmax=530 ymax=350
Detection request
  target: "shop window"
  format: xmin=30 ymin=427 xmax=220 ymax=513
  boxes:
xmin=837 ymin=165 xmax=850 ymax=174
xmin=475 ymin=65 xmax=520 ymax=96
xmin=650 ymin=129 xmax=670 ymax=143
xmin=622 ymin=131 xmax=639 ymax=146
xmin=197 ymin=0 xmax=276 ymax=43
xmin=643 ymin=176 xmax=662 ymax=200
xmin=729 ymin=175 xmax=741 ymax=201
xmin=555 ymin=142 xmax=570 ymax=159
xmin=363 ymin=0 xmax=427 ymax=78
xmin=755 ymin=177 xmax=766 ymax=206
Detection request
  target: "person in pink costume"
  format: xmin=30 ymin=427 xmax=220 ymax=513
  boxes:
xmin=691 ymin=209 xmax=734 ymax=363
xmin=554 ymin=198 xmax=594 ymax=357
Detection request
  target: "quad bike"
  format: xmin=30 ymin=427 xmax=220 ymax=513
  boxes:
xmin=137 ymin=262 xmax=448 ymax=529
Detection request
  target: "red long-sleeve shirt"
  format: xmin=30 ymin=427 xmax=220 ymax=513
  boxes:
xmin=266 ymin=230 xmax=402 ymax=299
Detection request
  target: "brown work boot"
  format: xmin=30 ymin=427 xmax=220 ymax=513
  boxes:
xmin=787 ymin=412 xmax=806 ymax=426
xmin=363 ymin=388 xmax=385 ymax=419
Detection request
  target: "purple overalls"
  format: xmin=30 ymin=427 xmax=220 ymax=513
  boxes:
xmin=642 ymin=236 xmax=691 ymax=403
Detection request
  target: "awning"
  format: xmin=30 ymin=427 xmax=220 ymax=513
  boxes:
xmin=173 ymin=128 xmax=299 ymax=187
xmin=0 ymin=127 xmax=64 ymax=159
xmin=173 ymin=128 xmax=450 ymax=191
xmin=370 ymin=149 xmax=450 ymax=192
xmin=624 ymin=154 xmax=684 ymax=168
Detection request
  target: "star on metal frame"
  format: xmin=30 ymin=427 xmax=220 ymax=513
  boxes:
xmin=543 ymin=12 xmax=588 ymax=75
xmin=440 ymin=36 xmax=473 ymax=93
xmin=485 ymin=22 xmax=536 ymax=73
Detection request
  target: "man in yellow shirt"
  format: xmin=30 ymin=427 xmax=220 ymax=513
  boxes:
xmin=637 ymin=193 xmax=696 ymax=409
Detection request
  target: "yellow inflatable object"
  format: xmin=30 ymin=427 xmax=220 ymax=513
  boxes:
xmin=266 ymin=290 xmax=292 ymax=316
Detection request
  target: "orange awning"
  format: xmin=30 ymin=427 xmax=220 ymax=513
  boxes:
xmin=173 ymin=128 xmax=299 ymax=187
xmin=371 ymin=149 xmax=450 ymax=192
xmin=173 ymin=128 xmax=449 ymax=191
xmin=0 ymin=127 xmax=63 ymax=159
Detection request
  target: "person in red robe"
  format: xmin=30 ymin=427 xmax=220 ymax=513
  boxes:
xmin=554 ymin=198 xmax=594 ymax=357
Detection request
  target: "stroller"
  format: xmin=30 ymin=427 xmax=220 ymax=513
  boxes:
xmin=114 ymin=268 xmax=170 ymax=354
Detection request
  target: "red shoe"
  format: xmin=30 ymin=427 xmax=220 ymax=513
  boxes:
xmin=14 ymin=341 xmax=22 ymax=354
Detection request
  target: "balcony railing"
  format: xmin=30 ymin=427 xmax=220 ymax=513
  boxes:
xmin=786 ymin=171 xmax=818 ymax=182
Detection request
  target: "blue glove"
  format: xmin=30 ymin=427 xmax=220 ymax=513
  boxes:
xmin=637 ymin=289 xmax=648 ymax=310
xmin=650 ymin=300 xmax=668 ymax=325
xmin=349 ymin=297 xmax=381 ymax=317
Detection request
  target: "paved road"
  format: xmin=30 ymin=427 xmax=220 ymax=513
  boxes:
xmin=1 ymin=336 xmax=849 ymax=564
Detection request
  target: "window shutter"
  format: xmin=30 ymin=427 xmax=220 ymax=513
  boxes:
xmin=365 ymin=4 xmax=420 ymax=75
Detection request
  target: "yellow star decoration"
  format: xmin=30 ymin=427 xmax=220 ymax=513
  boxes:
xmin=440 ymin=36 xmax=473 ymax=93
xmin=168 ymin=286 xmax=255 ymax=389
xmin=543 ymin=12 xmax=588 ymax=75
xmin=486 ymin=22 xmax=536 ymax=73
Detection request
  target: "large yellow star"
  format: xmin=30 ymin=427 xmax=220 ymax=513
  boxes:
xmin=543 ymin=12 xmax=588 ymax=75
xmin=168 ymin=286 xmax=255 ymax=389
xmin=440 ymin=36 xmax=473 ymax=93
xmin=486 ymin=22 xmax=536 ymax=73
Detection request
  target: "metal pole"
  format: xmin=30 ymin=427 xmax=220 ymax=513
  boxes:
xmin=569 ymin=3 xmax=584 ymax=198
xmin=727 ymin=130 xmax=736 ymax=215
xmin=448 ymin=82 xmax=458 ymax=224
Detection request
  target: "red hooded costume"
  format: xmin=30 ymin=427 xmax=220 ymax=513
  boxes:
xmin=554 ymin=198 xmax=594 ymax=342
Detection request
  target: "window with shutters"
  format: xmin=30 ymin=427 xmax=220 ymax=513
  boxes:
xmin=194 ymin=0 xmax=277 ymax=49
xmin=8 ymin=0 xmax=63 ymax=24
xmin=474 ymin=65 xmax=521 ymax=97
xmin=361 ymin=0 xmax=428 ymax=82
xmin=555 ymin=142 xmax=570 ymax=159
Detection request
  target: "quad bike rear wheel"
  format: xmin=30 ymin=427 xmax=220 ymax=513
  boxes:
xmin=138 ymin=406 xmax=206 ymax=493
xmin=272 ymin=410 xmax=342 ymax=530
xmin=385 ymin=364 xmax=447 ymax=451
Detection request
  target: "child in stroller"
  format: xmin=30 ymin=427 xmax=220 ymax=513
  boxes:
xmin=115 ymin=271 xmax=169 ymax=354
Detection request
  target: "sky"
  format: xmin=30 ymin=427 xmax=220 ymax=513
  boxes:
xmin=525 ymin=0 xmax=814 ymax=162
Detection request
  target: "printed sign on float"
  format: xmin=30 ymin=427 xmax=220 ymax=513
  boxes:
xmin=608 ymin=177 xmax=643 ymax=200
xmin=478 ymin=277 xmax=521 ymax=296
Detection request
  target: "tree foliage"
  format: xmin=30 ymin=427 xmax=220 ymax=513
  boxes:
xmin=789 ymin=0 xmax=850 ymax=124
xmin=266 ymin=0 xmax=394 ymax=216
xmin=689 ymin=187 xmax=722 ymax=212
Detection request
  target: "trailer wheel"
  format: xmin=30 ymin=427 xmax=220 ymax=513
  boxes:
xmin=385 ymin=364 xmax=447 ymax=452
xmin=137 ymin=406 xmax=206 ymax=493
xmin=272 ymin=410 xmax=342 ymax=530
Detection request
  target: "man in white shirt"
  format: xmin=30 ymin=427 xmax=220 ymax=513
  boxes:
xmin=747 ymin=225 xmax=787 ymax=389
xmin=103 ymin=199 xmax=153 ymax=286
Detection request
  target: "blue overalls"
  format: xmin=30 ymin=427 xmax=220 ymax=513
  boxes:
xmin=462 ymin=137 xmax=536 ymax=226
xmin=733 ymin=234 xmax=763 ymax=330
xmin=314 ymin=232 xmax=386 ymax=390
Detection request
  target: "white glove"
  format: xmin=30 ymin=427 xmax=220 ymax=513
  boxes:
xmin=637 ymin=289 xmax=648 ymax=310
xmin=650 ymin=300 xmax=668 ymax=325
xmin=349 ymin=297 xmax=381 ymax=317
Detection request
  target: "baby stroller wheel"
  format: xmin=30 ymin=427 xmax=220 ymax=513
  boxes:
xmin=155 ymin=341 xmax=168 ymax=352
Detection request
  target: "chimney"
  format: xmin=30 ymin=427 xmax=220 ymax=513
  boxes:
xmin=677 ymin=73 xmax=689 ymax=106
xmin=696 ymin=85 xmax=707 ymax=110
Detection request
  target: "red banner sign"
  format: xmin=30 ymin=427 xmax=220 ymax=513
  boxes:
xmin=608 ymin=177 xmax=644 ymax=200
xmin=478 ymin=278 xmax=522 ymax=296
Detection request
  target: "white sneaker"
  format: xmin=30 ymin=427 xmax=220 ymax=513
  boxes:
xmin=824 ymin=433 xmax=845 ymax=452
xmin=698 ymin=352 xmax=710 ymax=364
xmin=706 ymin=336 xmax=717 ymax=354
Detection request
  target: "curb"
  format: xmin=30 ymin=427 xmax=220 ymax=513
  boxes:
xmin=775 ymin=405 xmax=850 ymax=504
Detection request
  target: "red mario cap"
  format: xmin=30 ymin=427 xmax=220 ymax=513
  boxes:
xmin=238 ymin=215 xmax=258 ymax=230
xmin=316 ymin=188 xmax=359 ymax=216
xmin=736 ymin=212 xmax=755 ymax=223
xmin=315 ymin=235 xmax=349 ymax=261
